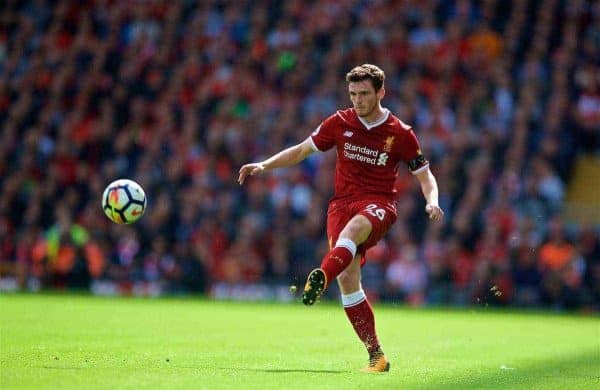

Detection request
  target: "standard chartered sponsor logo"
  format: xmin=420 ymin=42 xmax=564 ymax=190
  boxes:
xmin=343 ymin=143 xmax=387 ymax=166
xmin=343 ymin=150 xmax=377 ymax=164
xmin=344 ymin=143 xmax=378 ymax=156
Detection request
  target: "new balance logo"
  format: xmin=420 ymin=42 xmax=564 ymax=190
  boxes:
xmin=343 ymin=131 xmax=354 ymax=137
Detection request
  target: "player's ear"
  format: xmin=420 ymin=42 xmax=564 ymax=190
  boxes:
xmin=378 ymin=87 xmax=385 ymax=100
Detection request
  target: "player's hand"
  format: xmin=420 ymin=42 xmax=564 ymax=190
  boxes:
xmin=425 ymin=204 xmax=444 ymax=221
xmin=238 ymin=163 xmax=265 ymax=185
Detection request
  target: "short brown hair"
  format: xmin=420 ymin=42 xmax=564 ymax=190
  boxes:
xmin=345 ymin=64 xmax=385 ymax=91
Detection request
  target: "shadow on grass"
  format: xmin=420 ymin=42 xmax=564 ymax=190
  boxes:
xmin=414 ymin=349 xmax=600 ymax=389
xmin=217 ymin=367 xmax=347 ymax=374
xmin=164 ymin=365 xmax=346 ymax=374
xmin=38 ymin=365 xmax=347 ymax=374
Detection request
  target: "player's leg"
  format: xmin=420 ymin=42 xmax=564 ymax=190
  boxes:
xmin=302 ymin=214 xmax=371 ymax=305
xmin=338 ymin=255 xmax=390 ymax=373
xmin=321 ymin=214 xmax=372 ymax=285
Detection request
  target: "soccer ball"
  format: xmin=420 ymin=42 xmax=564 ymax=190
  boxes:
xmin=101 ymin=179 xmax=147 ymax=224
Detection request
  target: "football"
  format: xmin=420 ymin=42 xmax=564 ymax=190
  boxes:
xmin=101 ymin=179 xmax=147 ymax=224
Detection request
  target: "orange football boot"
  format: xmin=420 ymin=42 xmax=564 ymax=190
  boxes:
xmin=360 ymin=350 xmax=390 ymax=373
xmin=302 ymin=268 xmax=327 ymax=306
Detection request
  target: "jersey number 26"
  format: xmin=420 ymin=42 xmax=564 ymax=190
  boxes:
xmin=365 ymin=204 xmax=386 ymax=221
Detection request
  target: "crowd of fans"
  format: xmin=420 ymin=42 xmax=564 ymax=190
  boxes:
xmin=1 ymin=0 xmax=599 ymax=310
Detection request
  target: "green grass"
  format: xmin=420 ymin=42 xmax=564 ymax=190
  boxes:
xmin=1 ymin=294 xmax=599 ymax=389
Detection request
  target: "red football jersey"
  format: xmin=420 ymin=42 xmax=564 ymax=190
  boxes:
xmin=310 ymin=108 xmax=428 ymax=202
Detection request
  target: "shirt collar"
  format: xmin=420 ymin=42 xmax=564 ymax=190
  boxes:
xmin=357 ymin=108 xmax=390 ymax=130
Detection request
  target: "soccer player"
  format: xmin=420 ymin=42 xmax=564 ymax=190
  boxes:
xmin=238 ymin=64 xmax=444 ymax=373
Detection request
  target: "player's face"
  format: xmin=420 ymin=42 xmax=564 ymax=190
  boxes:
xmin=348 ymin=80 xmax=384 ymax=120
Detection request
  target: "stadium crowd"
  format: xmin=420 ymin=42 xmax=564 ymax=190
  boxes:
xmin=1 ymin=0 xmax=599 ymax=310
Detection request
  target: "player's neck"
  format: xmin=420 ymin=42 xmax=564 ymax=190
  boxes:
xmin=358 ymin=105 xmax=386 ymax=125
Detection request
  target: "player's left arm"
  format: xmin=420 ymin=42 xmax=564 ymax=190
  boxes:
xmin=400 ymin=125 xmax=444 ymax=221
xmin=414 ymin=167 xmax=444 ymax=221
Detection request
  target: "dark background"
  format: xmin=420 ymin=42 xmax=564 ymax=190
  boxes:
xmin=1 ymin=0 xmax=599 ymax=310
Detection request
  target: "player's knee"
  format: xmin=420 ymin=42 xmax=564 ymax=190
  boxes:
xmin=341 ymin=215 xmax=372 ymax=243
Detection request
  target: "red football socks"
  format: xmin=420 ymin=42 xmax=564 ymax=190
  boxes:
xmin=320 ymin=238 xmax=357 ymax=286
xmin=320 ymin=246 xmax=354 ymax=285
xmin=343 ymin=291 xmax=380 ymax=353
xmin=321 ymin=239 xmax=381 ymax=353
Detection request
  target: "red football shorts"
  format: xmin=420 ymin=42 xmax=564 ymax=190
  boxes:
xmin=326 ymin=198 xmax=397 ymax=266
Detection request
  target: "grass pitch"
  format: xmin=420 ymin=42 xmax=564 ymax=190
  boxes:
xmin=1 ymin=293 xmax=598 ymax=389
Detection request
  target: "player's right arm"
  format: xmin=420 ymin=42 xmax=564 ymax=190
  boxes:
xmin=238 ymin=138 xmax=316 ymax=185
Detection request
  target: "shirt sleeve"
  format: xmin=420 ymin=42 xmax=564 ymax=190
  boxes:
xmin=310 ymin=114 xmax=338 ymax=152
xmin=400 ymin=129 xmax=429 ymax=175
